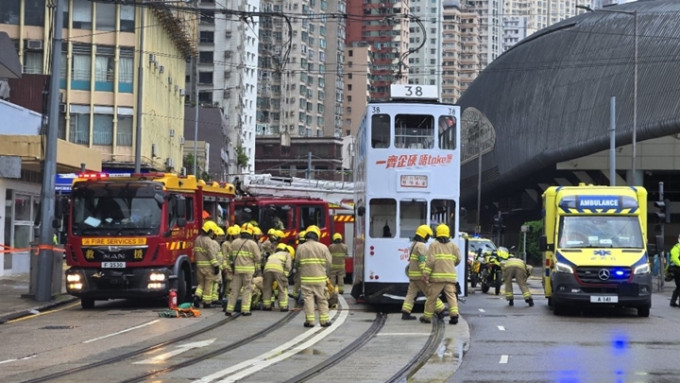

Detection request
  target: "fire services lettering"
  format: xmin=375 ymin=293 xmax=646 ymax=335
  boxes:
xmin=82 ymin=237 xmax=147 ymax=246
xmin=377 ymin=154 xmax=453 ymax=168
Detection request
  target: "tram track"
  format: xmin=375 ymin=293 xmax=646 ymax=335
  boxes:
xmin=20 ymin=309 xmax=299 ymax=383
xmin=385 ymin=317 xmax=446 ymax=383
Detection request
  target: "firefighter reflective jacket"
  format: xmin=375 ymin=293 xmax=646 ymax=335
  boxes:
xmin=264 ymin=250 xmax=292 ymax=277
xmin=297 ymin=239 xmax=332 ymax=285
xmin=230 ymin=237 xmax=262 ymax=275
xmin=328 ymin=242 xmax=348 ymax=271
xmin=194 ymin=234 xmax=219 ymax=268
xmin=407 ymin=241 xmax=429 ymax=280
xmin=424 ymin=240 xmax=461 ymax=283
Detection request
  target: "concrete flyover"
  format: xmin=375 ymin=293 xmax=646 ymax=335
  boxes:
xmin=457 ymin=0 xmax=680 ymax=242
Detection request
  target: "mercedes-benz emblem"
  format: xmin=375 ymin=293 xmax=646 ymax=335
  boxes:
xmin=598 ymin=269 xmax=610 ymax=281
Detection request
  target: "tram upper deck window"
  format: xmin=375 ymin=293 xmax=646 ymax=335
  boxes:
xmin=438 ymin=116 xmax=456 ymax=150
xmin=371 ymin=114 xmax=390 ymax=148
xmin=395 ymin=114 xmax=434 ymax=149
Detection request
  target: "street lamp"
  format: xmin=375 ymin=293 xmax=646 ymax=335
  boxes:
xmin=577 ymin=4 xmax=638 ymax=185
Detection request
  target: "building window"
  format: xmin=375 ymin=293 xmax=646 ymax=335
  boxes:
xmin=72 ymin=45 xmax=92 ymax=90
xmin=199 ymin=51 xmax=213 ymax=64
xmin=198 ymin=71 xmax=213 ymax=84
xmin=118 ymin=48 xmax=134 ymax=93
xmin=200 ymin=31 xmax=214 ymax=43
xmin=120 ymin=4 xmax=135 ymax=32
xmin=93 ymin=112 xmax=113 ymax=145
xmin=24 ymin=52 xmax=43 ymax=74
xmin=96 ymin=2 xmax=116 ymax=31
xmin=0 ymin=0 xmax=20 ymax=25
xmin=69 ymin=106 xmax=90 ymax=145
xmin=25 ymin=0 xmax=45 ymax=26
xmin=72 ymin=0 xmax=92 ymax=29
xmin=95 ymin=46 xmax=115 ymax=91
xmin=117 ymin=109 xmax=133 ymax=146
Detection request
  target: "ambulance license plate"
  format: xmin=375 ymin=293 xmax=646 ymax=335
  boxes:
xmin=591 ymin=295 xmax=618 ymax=303
xmin=102 ymin=262 xmax=126 ymax=269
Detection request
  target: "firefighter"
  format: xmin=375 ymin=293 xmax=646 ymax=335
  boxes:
xmin=209 ymin=226 xmax=225 ymax=307
xmin=401 ymin=225 xmax=445 ymax=320
xmin=225 ymin=222 xmax=262 ymax=316
xmin=292 ymin=230 xmax=307 ymax=300
xmin=263 ymin=243 xmax=293 ymax=311
xmin=193 ymin=221 xmax=221 ymax=308
xmin=669 ymin=234 xmax=680 ymax=306
xmin=502 ymin=250 xmax=534 ymax=306
xmin=421 ymin=224 xmax=461 ymax=325
xmin=328 ymin=233 xmax=348 ymax=294
xmin=297 ymin=225 xmax=333 ymax=327
xmin=261 ymin=229 xmax=282 ymax=267
xmin=220 ymin=225 xmax=240 ymax=300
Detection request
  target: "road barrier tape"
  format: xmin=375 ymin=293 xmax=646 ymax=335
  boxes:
xmin=0 ymin=245 xmax=65 ymax=254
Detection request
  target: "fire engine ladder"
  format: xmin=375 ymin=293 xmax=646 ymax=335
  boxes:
xmin=241 ymin=174 xmax=354 ymax=209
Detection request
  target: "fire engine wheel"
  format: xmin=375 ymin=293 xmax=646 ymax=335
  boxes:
xmin=81 ymin=298 xmax=95 ymax=309
xmin=481 ymin=283 xmax=489 ymax=294
xmin=177 ymin=268 xmax=189 ymax=303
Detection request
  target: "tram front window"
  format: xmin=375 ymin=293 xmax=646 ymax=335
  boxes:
xmin=395 ymin=114 xmax=434 ymax=149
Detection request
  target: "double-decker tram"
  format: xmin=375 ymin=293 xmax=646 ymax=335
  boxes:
xmin=350 ymin=84 xmax=463 ymax=304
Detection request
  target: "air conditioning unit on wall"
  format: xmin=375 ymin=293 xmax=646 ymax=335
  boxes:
xmin=166 ymin=157 xmax=175 ymax=168
xmin=25 ymin=40 xmax=43 ymax=50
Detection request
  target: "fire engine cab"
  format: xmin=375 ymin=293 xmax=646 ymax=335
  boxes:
xmin=64 ymin=172 xmax=235 ymax=308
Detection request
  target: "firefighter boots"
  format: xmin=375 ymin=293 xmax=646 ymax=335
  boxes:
xmin=304 ymin=322 xmax=315 ymax=328
xmin=320 ymin=321 xmax=332 ymax=327
xmin=419 ymin=316 xmax=432 ymax=324
xmin=449 ymin=315 xmax=459 ymax=325
xmin=401 ymin=311 xmax=416 ymax=320
xmin=508 ymin=299 xmax=514 ymax=306
xmin=671 ymin=291 xmax=679 ymax=307
xmin=526 ymin=298 xmax=534 ymax=307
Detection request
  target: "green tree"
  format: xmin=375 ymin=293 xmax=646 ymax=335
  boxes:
xmin=236 ymin=145 xmax=249 ymax=170
xmin=520 ymin=220 xmax=543 ymax=266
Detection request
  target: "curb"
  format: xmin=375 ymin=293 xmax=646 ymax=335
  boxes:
xmin=0 ymin=295 xmax=79 ymax=324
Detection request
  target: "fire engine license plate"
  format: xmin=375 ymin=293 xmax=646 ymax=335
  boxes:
xmin=102 ymin=262 xmax=126 ymax=269
xmin=591 ymin=295 xmax=618 ymax=303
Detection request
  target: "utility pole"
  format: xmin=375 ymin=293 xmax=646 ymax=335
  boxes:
xmin=36 ymin=0 xmax=64 ymax=301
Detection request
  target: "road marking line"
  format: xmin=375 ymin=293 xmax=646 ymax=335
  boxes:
xmin=0 ymin=354 xmax=36 ymax=365
xmin=478 ymin=308 xmax=486 ymax=313
xmin=499 ymin=354 xmax=509 ymax=364
xmin=7 ymin=301 xmax=80 ymax=324
xmin=134 ymin=339 xmax=216 ymax=364
xmin=497 ymin=325 xmax=505 ymax=331
xmin=83 ymin=319 xmax=160 ymax=344
xmin=195 ymin=296 xmax=350 ymax=383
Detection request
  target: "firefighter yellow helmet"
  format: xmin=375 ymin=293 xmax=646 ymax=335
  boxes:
xmin=227 ymin=225 xmax=241 ymax=236
xmin=276 ymin=242 xmax=288 ymax=251
xmin=253 ymin=226 xmax=263 ymax=236
xmin=435 ymin=224 xmax=450 ymax=238
xmin=298 ymin=230 xmax=307 ymax=240
xmin=241 ymin=223 xmax=254 ymax=235
xmin=214 ymin=226 xmax=225 ymax=236
xmin=306 ymin=225 xmax=321 ymax=240
xmin=332 ymin=233 xmax=343 ymax=241
xmin=287 ymin=245 xmax=295 ymax=258
xmin=201 ymin=220 xmax=217 ymax=234
xmin=415 ymin=224 xmax=433 ymax=238
xmin=267 ymin=228 xmax=276 ymax=236
xmin=275 ymin=230 xmax=285 ymax=239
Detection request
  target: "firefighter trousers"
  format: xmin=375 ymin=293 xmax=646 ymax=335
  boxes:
xmin=302 ymin=283 xmax=330 ymax=325
xmin=504 ymin=266 xmax=531 ymax=301
xmin=424 ymin=281 xmax=458 ymax=319
xmin=226 ymin=273 xmax=254 ymax=314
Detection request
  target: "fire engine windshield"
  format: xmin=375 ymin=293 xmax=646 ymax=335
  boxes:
xmin=558 ymin=216 xmax=644 ymax=249
xmin=71 ymin=183 xmax=163 ymax=236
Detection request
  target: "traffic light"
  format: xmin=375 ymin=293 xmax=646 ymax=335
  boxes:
xmin=492 ymin=214 xmax=505 ymax=233
xmin=655 ymin=199 xmax=671 ymax=224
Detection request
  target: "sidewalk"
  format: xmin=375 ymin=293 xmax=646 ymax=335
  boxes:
xmin=0 ymin=273 xmax=77 ymax=324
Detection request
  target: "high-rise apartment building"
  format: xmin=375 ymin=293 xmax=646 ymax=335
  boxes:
xmin=342 ymin=42 xmax=372 ymax=137
xmin=503 ymin=0 xmax=593 ymax=39
xmin=347 ymin=0 xmax=410 ymax=101
xmin=408 ymin=0 xmax=444 ymax=90
xmin=193 ymin=0 xmax=258 ymax=177
xmin=322 ymin=0 xmax=347 ymax=138
xmin=257 ymin=0 xmax=336 ymax=139
xmin=441 ymin=2 xmax=480 ymax=104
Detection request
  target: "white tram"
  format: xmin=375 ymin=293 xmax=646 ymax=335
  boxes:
xmin=350 ymin=85 xmax=464 ymax=304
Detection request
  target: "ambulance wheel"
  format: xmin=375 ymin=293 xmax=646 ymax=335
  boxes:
xmin=637 ymin=306 xmax=650 ymax=317
xmin=81 ymin=298 xmax=95 ymax=309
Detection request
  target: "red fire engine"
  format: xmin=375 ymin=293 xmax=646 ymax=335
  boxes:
xmin=64 ymin=172 xmax=235 ymax=308
xmin=232 ymin=196 xmax=332 ymax=247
